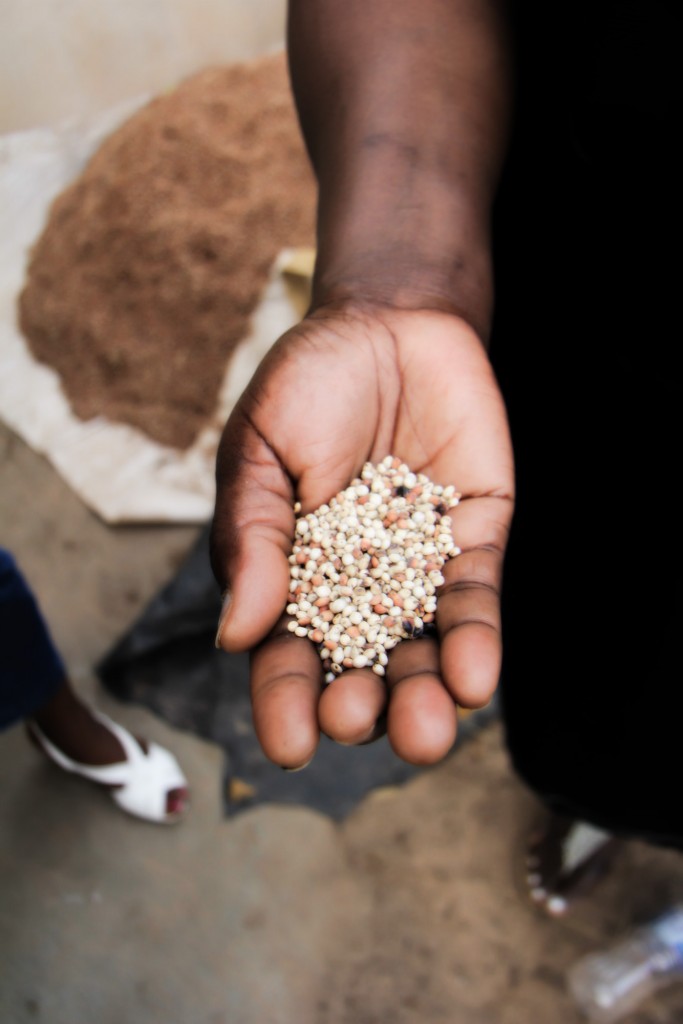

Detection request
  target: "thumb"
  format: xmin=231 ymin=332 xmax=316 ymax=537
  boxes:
xmin=210 ymin=417 xmax=294 ymax=652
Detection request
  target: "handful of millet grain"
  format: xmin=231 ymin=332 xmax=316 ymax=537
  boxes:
xmin=287 ymin=456 xmax=461 ymax=682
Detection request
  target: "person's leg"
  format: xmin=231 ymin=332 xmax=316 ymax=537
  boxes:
xmin=0 ymin=547 xmax=65 ymax=727
xmin=30 ymin=680 xmax=140 ymax=765
xmin=499 ymin=356 xmax=682 ymax=847
xmin=496 ymin=340 xmax=682 ymax=909
xmin=1 ymin=549 xmax=188 ymax=821
xmin=1 ymin=546 xmax=121 ymax=759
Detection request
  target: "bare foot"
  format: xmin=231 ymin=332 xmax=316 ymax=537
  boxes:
xmin=526 ymin=813 xmax=621 ymax=916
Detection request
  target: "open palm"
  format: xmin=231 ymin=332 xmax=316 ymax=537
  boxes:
xmin=212 ymin=306 xmax=514 ymax=767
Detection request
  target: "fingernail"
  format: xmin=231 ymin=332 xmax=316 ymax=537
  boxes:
xmin=215 ymin=590 xmax=231 ymax=649
xmin=356 ymin=723 xmax=383 ymax=745
xmin=280 ymin=757 xmax=313 ymax=773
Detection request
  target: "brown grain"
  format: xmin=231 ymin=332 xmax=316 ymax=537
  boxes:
xmin=19 ymin=54 xmax=316 ymax=450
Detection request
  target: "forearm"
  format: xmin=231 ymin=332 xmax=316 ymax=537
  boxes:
xmin=287 ymin=0 xmax=512 ymax=340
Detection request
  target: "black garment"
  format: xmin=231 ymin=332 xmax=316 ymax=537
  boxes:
xmin=491 ymin=2 xmax=682 ymax=847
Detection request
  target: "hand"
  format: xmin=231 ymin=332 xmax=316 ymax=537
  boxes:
xmin=211 ymin=305 xmax=514 ymax=768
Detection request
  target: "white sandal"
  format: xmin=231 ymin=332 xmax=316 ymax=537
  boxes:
xmin=27 ymin=710 xmax=189 ymax=824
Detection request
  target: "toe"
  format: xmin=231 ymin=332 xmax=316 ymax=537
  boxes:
xmin=165 ymin=786 xmax=189 ymax=819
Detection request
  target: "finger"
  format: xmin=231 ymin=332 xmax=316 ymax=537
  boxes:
xmin=318 ymin=670 xmax=387 ymax=745
xmin=384 ymin=636 xmax=458 ymax=765
xmin=250 ymin=622 xmax=322 ymax=769
xmin=211 ymin=411 xmax=294 ymax=652
xmin=358 ymin=713 xmax=388 ymax=745
xmin=438 ymin=495 xmax=511 ymax=707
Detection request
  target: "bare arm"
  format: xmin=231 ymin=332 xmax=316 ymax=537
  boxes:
xmin=288 ymin=0 xmax=512 ymax=335
xmin=211 ymin=1 xmax=515 ymax=767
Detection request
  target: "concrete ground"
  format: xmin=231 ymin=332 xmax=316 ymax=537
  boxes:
xmin=1 ymin=418 xmax=683 ymax=1024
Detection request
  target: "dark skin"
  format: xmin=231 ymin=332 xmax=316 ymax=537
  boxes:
xmin=212 ymin=0 xmax=514 ymax=769
xmin=30 ymin=680 xmax=188 ymax=816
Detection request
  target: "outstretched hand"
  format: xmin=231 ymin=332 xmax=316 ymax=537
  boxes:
xmin=211 ymin=306 xmax=514 ymax=768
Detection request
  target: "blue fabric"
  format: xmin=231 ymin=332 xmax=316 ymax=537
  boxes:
xmin=0 ymin=549 xmax=65 ymax=729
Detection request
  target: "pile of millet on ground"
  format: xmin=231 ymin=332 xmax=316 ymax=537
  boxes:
xmin=19 ymin=53 xmax=316 ymax=450
xmin=287 ymin=458 xmax=461 ymax=682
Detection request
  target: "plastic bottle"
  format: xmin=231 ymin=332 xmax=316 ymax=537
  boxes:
xmin=567 ymin=904 xmax=683 ymax=1022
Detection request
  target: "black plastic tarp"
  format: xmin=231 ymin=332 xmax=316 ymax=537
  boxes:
xmin=99 ymin=525 xmax=496 ymax=818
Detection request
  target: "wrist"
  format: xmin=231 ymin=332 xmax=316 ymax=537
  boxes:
xmin=312 ymin=263 xmax=492 ymax=341
xmin=311 ymin=233 xmax=493 ymax=343
xmin=309 ymin=145 xmax=494 ymax=339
